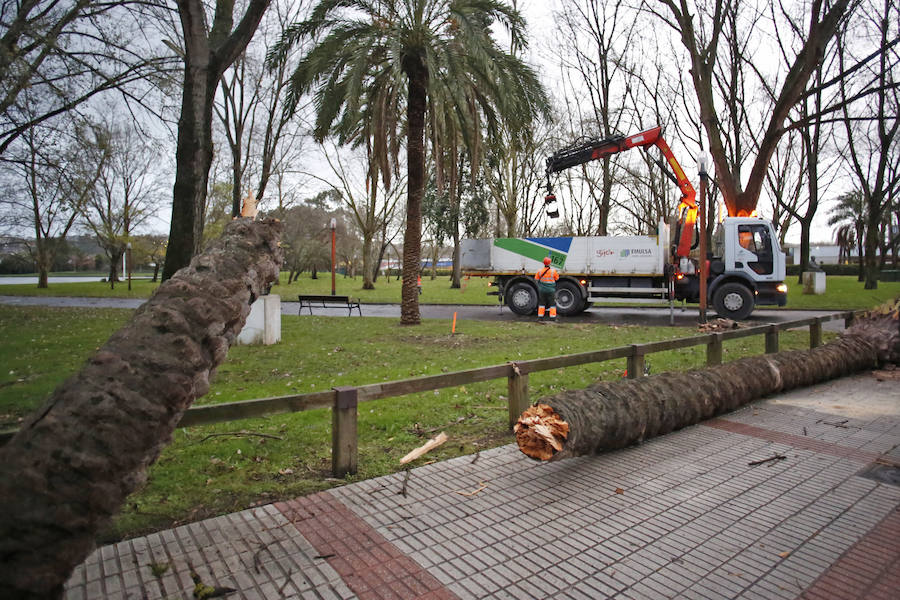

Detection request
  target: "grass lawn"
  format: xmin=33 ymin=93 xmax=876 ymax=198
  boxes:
xmin=0 ymin=304 xmax=839 ymax=542
xmin=1 ymin=271 xmax=899 ymax=311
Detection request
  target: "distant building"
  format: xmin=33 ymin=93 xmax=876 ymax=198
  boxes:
xmin=379 ymin=258 xmax=453 ymax=271
xmin=782 ymin=244 xmax=858 ymax=265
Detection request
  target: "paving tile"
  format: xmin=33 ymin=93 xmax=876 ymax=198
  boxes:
xmin=53 ymin=375 xmax=900 ymax=600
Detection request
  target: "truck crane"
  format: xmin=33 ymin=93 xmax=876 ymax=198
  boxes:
xmin=459 ymin=126 xmax=788 ymax=320
xmin=543 ymin=126 xmax=699 ymax=261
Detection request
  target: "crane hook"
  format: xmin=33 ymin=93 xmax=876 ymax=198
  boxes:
xmin=544 ymin=175 xmax=559 ymax=219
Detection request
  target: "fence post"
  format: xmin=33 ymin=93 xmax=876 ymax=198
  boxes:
xmin=810 ymin=318 xmax=823 ymax=349
xmin=706 ymin=333 xmax=723 ymax=366
xmin=844 ymin=311 xmax=855 ymax=329
xmin=507 ymin=363 xmax=529 ymax=428
xmin=627 ymin=345 xmax=645 ymax=379
xmin=765 ymin=325 xmax=780 ymax=354
xmin=332 ymin=386 xmax=358 ymax=477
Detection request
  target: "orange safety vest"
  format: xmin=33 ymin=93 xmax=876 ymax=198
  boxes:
xmin=534 ymin=266 xmax=559 ymax=285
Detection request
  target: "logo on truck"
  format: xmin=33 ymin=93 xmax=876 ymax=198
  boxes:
xmin=620 ymin=248 xmax=653 ymax=257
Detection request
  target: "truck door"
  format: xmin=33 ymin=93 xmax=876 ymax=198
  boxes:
xmin=735 ymin=224 xmax=774 ymax=277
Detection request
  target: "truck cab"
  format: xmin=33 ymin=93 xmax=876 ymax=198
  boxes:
xmin=676 ymin=217 xmax=787 ymax=320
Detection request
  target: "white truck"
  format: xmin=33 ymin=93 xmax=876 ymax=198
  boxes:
xmin=461 ymin=127 xmax=788 ymax=320
xmin=460 ymin=217 xmax=787 ymax=320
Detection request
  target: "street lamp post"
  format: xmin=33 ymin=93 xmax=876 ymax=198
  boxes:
xmin=126 ymin=242 xmax=133 ymax=291
xmin=698 ymin=155 xmax=709 ymax=324
xmin=330 ymin=218 xmax=337 ymax=296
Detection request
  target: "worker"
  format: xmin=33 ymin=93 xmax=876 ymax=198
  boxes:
xmin=534 ymin=257 xmax=559 ymax=320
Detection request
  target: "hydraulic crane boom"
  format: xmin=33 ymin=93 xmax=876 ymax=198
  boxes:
xmin=544 ymin=126 xmax=698 ymax=259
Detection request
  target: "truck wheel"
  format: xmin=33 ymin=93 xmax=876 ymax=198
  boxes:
xmin=506 ymin=281 xmax=538 ymax=315
xmin=712 ymin=282 xmax=754 ymax=320
xmin=555 ymin=281 xmax=584 ymax=316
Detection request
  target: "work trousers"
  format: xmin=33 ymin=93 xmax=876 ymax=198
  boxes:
xmin=537 ymin=285 xmax=556 ymax=319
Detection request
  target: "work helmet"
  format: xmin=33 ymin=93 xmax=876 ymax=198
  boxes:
xmin=543 ymin=257 xmax=552 ymax=266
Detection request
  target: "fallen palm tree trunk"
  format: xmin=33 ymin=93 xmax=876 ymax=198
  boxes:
xmin=0 ymin=219 xmax=283 ymax=600
xmin=516 ymin=303 xmax=899 ymax=462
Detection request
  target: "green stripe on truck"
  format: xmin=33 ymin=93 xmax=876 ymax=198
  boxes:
xmin=494 ymin=238 xmax=567 ymax=268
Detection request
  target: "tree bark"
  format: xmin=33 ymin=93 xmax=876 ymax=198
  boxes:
xmin=797 ymin=221 xmax=811 ymax=285
xmin=362 ymin=233 xmax=375 ymax=290
xmin=0 ymin=219 xmax=283 ymax=599
xmin=161 ymin=0 xmax=270 ymax=282
xmin=864 ymin=208 xmax=881 ymax=289
xmin=516 ymin=312 xmax=898 ymax=461
xmin=400 ymin=55 xmax=427 ymax=325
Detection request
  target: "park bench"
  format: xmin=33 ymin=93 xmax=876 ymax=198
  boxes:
xmin=298 ymin=294 xmax=362 ymax=316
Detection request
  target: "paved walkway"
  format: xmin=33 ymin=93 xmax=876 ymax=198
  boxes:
xmin=63 ymin=372 xmax=899 ymax=600
xmin=0 ymin=295 xmax=848 ymax=330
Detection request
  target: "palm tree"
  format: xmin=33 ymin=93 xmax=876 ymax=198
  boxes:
xmin=273 ymin=0 xmax=548 ymax=324
xmin=828 ymin=190 xmax=867 ymax=281
xmin=834 ymin=224 xmax=855 ymax=265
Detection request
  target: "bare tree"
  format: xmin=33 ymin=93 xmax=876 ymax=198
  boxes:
xmin=216 ymin=52 xmax=263 ymax=217
xmin=214 ymin=0 xmax=311 ymax=216
xmin=485 ymin=123 xmax=552 ymax=237
xmin=0 ymin=1 xmax=178 ymax=155
xmin=764 ymin=131 xmax=806 ymax=245
xmin=616 ymin=53 xmax=686 ymax=235
xmin=649 ymin=0 xmax=853 ymax=216
xmin=837 ymin=0 xmax=900 ymax=288
xmin=78 ymin=119 xmax=163 ymax=287
xmin=768 ymin=49 xmax=842 ymax=281
xmin=551 ymin=0 xmax=638 ymax=234
xmin=162 ymin=0 xmax=271 ymax=281
xmin=307 ymin=143 xmax=403 ymax=289
xmin=0 ymin=114 xmax=102 ymax=287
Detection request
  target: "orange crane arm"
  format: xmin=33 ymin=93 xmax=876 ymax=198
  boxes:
xmin=544 ymin=126 xmax=698 ymax=258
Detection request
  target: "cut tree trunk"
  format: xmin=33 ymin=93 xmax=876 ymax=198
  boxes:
xmin=516 ymin=306 xmax=899 ymax=462
xmin=0 ymin=218 xmax=283 ymax=599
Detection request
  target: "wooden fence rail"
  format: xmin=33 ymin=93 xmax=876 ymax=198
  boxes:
xmin=0 ymin=311 xmax=861 ymax=477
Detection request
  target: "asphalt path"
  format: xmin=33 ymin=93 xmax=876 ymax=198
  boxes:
xmin=1 ymin=295 xmax=849 ymax=331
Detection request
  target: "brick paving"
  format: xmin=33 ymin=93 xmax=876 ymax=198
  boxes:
xmin=63 ymin=373 xmax=900 ymax=599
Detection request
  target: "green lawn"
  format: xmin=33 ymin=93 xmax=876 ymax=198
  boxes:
xmin=0 ymin=304 xmax=837 ymax=542
xmin=1 ymin=272 xmax=897 ymax=310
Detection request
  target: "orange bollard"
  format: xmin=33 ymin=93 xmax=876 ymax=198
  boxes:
xmin=452 ymin=311 xmax=457 ymax=334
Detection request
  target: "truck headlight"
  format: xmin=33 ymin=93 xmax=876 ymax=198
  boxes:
xmin=776 ymin=283 xmax=788 ymax=293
